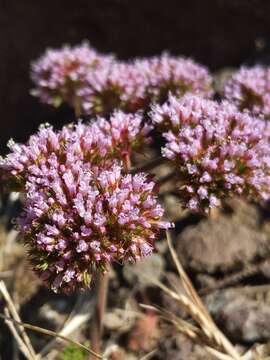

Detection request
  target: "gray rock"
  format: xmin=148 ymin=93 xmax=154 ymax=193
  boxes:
xmin=177 ymin=199 xmax=270 ymax=273
xmin=206 ymin=288 xmax=270 ymax=343
xmin=123 ymin=254 xmax=164 ymax=287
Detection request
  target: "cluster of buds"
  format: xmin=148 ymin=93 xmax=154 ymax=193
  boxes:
xmin=150 ymin=94 xmax=270 ymax=213
xmin=18 ymin=164 xmax=172 ymax=293
xmin=0 ymin=111 xmax=152 ymax=190
xmin=223 ymin=66 xmax=270 ymax=119
xmin=31 ymin=42 xmax=114 ymax=114
xmin=31 ymin=43 xmax=213 ymax=116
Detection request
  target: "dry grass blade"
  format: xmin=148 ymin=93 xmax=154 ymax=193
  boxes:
xmin=139 ymin=349 xmax=158 ymax=360
xmin=0 ymin=280 xmax=37 ymax=359
xmin=166 ymin=230 xmax=212 ymax=322
xmin=142 ymin=231 xmax=242 ymax=360
xmin=3 ymin=307 xmax=34 ymax=360
xmin=0 ymin=313 xmax=102 ymax=359
xmin=38 ymin=290 xmax=95 ymax=357
xmin=241 ymin=343 xmax=270 ymax=360
xmin=140 ymin=303 xmax=237 ymax=360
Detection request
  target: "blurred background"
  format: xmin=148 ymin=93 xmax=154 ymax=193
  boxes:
xmin=1 ymin=0 xmax=270 ymax=153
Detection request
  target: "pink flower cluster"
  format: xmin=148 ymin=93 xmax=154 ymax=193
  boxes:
xmin=79 ymin=62 xmax=149 ymax=115
xmin=31 ymin=43 xmax=213 ymax=116
xmin=1 ymin=112 xmax=171 ymax=292
xmin=223 ymin=66 xmax=270 ymax=119
xmin=0 ymin=111 xmax=152 ymax=190
xmin=18 ymin=164 xmax=172 ymax=293
xmin=135 ymin=53 xmax=213 ymax=104
xmin=31 ymin=42 xmax=114 ymax=111
xmin=150 ymin=94 xmax=270 ymax=213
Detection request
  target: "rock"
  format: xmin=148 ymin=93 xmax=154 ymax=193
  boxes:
xmin=176 ymin=199 xmax=270 ymax=273
xmin=206 ymin=287 xmax=270 ymax=343
xmin=175 ymin=334 xmax=216 ymax=360
xmin=104 ymin=299 xmax=138 ymax=332
xmin=123 ymin=254 xmax=165 ymax=287
xmin=154 ymin=335 xmax=215 ymax=360
xmin=161 ymin=193 xmax=184 ymax=222
xmin=128 ymin=313 xmax=159 ymax=352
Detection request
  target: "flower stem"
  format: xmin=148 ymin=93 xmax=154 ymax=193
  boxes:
xmin=74 ymin=97 xmax=82 ymax=118
xmin=130 ymin=156 xmax=165 ymax=174
xmin=156 ymin=171 xmax=177 ymax=186
xmin=90 ymin=271 xmax=109 ymax=359
xmin=123 ymin=153 xmax=131 ymax=173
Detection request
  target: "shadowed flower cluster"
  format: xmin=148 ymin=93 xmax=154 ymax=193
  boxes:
xmin=31 ymin=43 xmax=213 ymax=116
xmin=79 ymin=62 xmax=148 ymax=115
xmin=223 ymin=66 xmax=270 ymax=119
xmin=18 ymin=164 xmax=172 ymax=293
xmin=151 ymin=94 xmax=270 ymax=213
xmin=31 ymin=42 xmax=114 ymax=113
xmin=0 ymin=111 xmax=152 ymax=190
xmin=80 ymin=54 xmax=213 ymax=116
xmin=135 ymin=53 xmax=213 ymax=105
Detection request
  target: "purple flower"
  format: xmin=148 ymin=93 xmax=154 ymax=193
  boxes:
xmin=18 ymin=164 xmax=173 ymax=293
xmin=81 ymin=55 xmax=212 ymax=116
xmin=135 ymin=53 xmax=213 ymax=105
xmin=31 ymin=42 xmax=114 ymax=112
xmin=223 ymin=66 xmax=270 ymax=119
xmin=0 ymin=111 xmax=152 ymax=190
xmin=150 ymin=94 xmax=270 ymax=213
xmin=31 ymin=44 xmax=213 ymax=117
xmin=80 ymin=61 xmax=148 ymax=115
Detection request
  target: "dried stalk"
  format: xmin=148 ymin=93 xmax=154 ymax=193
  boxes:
xmin=3 ymin=307 xmax=33 ymax=360
xmin=140 ymin=231 xmax=242 ymax=360
xmin=166 ymin=230 xmax=241 ymax=360
xmin=0 ymin=281 xmax=36 ymax=359
xmin=38 ymin=290 xmax=95 ymax=357
xmin=0 ymin=313 xmax=102 ymax=359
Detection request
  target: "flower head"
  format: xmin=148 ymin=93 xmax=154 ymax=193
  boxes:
xmin=18 ymin=164 xmax=172 ymax=292
xmin=223 ymin=66 xmax=270 ymax=119
xmin=0 ymin=112 xmax=152 ymax=190
xmin=150 ymin=94 xmax=270 ymax=213
xmin=31 ymin=42 xmax=114 ymax=111
xmin=135 ymin=53 xmax=213 ymax=105
xmin=151 ymin=92 xmax=220 ymax=132
xmin=80 ymin=62 xmax=148 ymax=115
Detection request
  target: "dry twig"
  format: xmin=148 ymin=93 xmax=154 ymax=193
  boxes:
xmin=0 ymin=313 xmax=102 ymax=359
xmin=0 ymin=280 xmax=37 ymax=359
xmin=140 ymin=231 xmax=242 ymax=360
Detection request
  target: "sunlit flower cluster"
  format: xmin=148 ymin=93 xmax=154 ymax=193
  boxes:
xmin=0 ymin=109 xmax=171 ymax=292
xmin=151 ymin=94 xmax=270 ymax=213
xmin=223 ymin=66 xmax=270 ymax=119
xmin=18 ymin=164 xmax=172 ymax=292
xmin=0 ymin=111 xmax=152 ymax=190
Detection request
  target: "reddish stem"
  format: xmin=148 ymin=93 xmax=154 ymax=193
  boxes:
xmin=90 ymin=271 xmax=109 ymax=359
